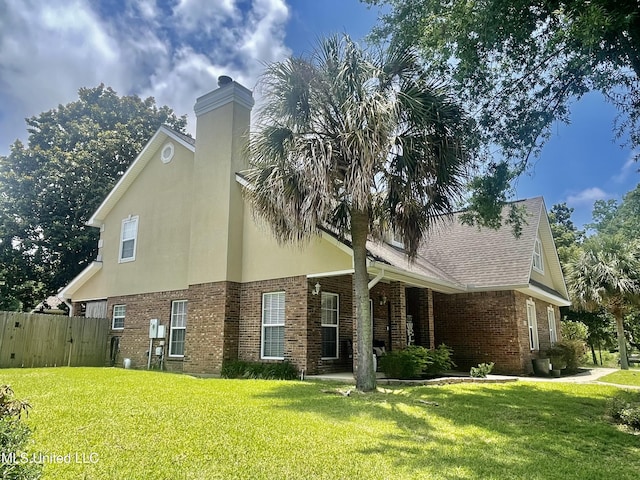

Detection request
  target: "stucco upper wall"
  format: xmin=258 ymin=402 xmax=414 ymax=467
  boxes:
xmin=241 ymin=209 xmax=353 ymax=282
xmin=73 ymin=139 xmax=194 ymax=300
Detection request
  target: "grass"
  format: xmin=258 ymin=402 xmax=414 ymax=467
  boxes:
xmin=599 ymin=369 xmax=640 ymax=387
xmin=1 ymin=368 xmax=639 ymax=479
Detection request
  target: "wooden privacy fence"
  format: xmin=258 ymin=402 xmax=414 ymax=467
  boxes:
xmin=0 ymin=312 xmax=110 ymax=368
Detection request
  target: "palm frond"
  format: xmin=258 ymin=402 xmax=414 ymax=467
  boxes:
xmin=243 ymin=34 xmax=476 ymax=257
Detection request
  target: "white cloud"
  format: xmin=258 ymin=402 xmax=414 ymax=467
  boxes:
xmin=0 ymin=0 xmax=291 ymax=152
xmin=612 ymin=151 xmax=638 ymax=183
xmin=0 ymin=0 xmax=135 ymax=150
xmin=566 ymin=187 xmax=611 ymax=205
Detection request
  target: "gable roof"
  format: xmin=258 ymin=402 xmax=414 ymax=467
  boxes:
xmin=87 ymin=126 xmax=195 ymax=227
xmin=311 ymin=197 xmax=569 ymax=302
xmin=417 ymin=197 xmax=543 ymax=288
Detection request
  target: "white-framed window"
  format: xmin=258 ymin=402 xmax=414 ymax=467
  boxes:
xmin=390 ymin=230 xmax=404 ymax=249
xmin=526 ymin=299 xmax=539 ymax=350
xmin=262 ymin=292 xmax=285 ymax=359
xmin=548 ymin=306 xmax=557 ymax=344
xmin=169 ymin=300 xmax=187 ymax=357
xmin=119 ymin=216 xmax=139 ymax=263
xmin=112 ymin=304 xmax=125 ymax=330
xmin=321 ymin=292 xmax=339 ymax=359
xmin=532 ymin=237 xmax=544 ymax=273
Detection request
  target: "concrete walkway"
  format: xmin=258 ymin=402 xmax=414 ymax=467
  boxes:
xmin=307 ymin=367 xmax=638 ymax=387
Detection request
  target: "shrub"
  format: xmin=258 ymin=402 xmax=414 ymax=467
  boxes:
xmin=424 ymin=344 xmax=456 ymax=375
xmin=608 ymin=396 xmax=640 ymax=430
xmin=379 ymin=346 xmax=428 ymax=379
xmin=0 ymin=385 xmax=41 ymax=480
xmin=470 ymin=362 xmax=495 ymax=378
xmin=379 ymin=344 xmax=455 ymax=379
xmin=561 ymin=320 xmax=588 ymax=341
xmin=221 ymin=360 xmax=298 ymax=380
xmin=547 ymin=340 xmax=585 ymax=372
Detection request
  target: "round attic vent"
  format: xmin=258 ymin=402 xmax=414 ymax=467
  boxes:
xmin=160 ymin=142 xmax=174 ymax=164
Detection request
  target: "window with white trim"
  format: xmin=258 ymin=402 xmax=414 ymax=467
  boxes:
xmin=119 ymin=216 xmax=139 ymax=262
xmin=112 ymin=304 xmax=125 ymax=330
xmin=526 ymin=299 xmax=539 ymax=350
xmin=169 ymin=300 xmax=187 ymax=357
xmin=262 ymin=292 xmax=285 ymax=359
xmin=532 ymin=237 xmax=544 ymax=273
xmin=548 ymin=306 xmax=557 ymax=344
xmin=321 ymin=292 xmax=339 ymax=359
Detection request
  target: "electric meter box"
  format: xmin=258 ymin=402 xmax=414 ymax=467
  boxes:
xmin=149 ymin=319 xmax=159 ymax=339
xmin=157 ymin=324 xmax=166 ymax=339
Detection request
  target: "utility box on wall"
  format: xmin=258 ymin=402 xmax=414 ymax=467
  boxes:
xmin=149 ymin=319 xmax=159 ymax=339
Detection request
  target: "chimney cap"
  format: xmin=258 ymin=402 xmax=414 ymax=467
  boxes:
xmin=218 ymin=75 xmax=233 ymax=87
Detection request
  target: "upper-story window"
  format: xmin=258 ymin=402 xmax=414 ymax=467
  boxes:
xmin=532 ymin=237 xmax=544 ymax=273
xmin=119 ymin=216 xmax=139 ymax=263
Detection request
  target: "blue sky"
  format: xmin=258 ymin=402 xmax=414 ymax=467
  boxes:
xmin=0 ymin=0 xmax=637 ymax=228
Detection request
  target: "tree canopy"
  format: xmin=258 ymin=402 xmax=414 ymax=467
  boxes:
xmin=366 ymin=0 xmax=640 ymax=164
xmin=0 ymin=85 xmax=187 ymax=310
xmin=245 ymin=35 xmax=476 ymax=390
xmin=566 ymin=235 xmax=640 ymax=369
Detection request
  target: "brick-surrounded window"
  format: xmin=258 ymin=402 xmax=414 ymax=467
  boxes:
xmin=112 ymin=305 xmax=125 ymax=330
xmin=526 ymin=299 xmax=539 ymax=350
xmin=321 ymin=292 xmax=339 ymax=359
xmin=548 ymin=306 xmax=557 ymax=344
xmin=169 ymin=300 xmax=187 ymax=357
xmin=532 ymin=237 xmax=544 ymax=273
xmin=119 ymin=216 xmax=139 ymax=262
xmin=262 ymin=292 xmax=285 ymax=359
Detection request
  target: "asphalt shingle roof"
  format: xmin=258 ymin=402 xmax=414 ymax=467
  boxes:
xmin=368 ymin=197 xmax=544 ymax=289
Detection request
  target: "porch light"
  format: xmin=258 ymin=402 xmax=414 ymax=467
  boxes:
xmin=379 ymin=295 xmax=387 ymax=305
xmin=312 ymin=282 xmax=321 ymax=295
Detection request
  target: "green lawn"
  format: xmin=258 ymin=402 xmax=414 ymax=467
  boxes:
xmin=599 ymin=369 xmax=640 ymax=387
xmin=1 ymin=368 xmax=639 ymax=480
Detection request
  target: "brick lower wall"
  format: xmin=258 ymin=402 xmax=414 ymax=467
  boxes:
xmin=238 ymin=276 xmax=308 ymax=372
xmin=106 ymin=288 xmax=189 ymax=373
xmin=100 ymin=276 xmax=563 ymax=377
xmin=433 ymin=290 xmax=523 ymax=374
xmin=433 ymin=290 xmax=562 ymax=375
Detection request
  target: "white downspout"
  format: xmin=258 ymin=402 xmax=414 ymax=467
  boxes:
xmin=368 ymin=268 xmax=385 ymax=290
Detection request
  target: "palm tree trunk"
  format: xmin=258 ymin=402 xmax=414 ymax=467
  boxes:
xmin=351 ymin=209 xmax=376 ymax=392
xmin=615 ymin=313 xmax=629 ymax=370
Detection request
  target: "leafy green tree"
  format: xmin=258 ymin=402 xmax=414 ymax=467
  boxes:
xmin=365 ymin=0 xmax=640 ymax=162
xmin=548 ymin=202 xmax=583 ymax=266
xmin=585 ymin=198 xmax=619 ymax=234
xmin=0 ymin=85 xmax=187 ymax=310
xmin=245 ymin=35 xmax=476 ymax=391
xmin=566 ymin=236 xmax=640 ymax=369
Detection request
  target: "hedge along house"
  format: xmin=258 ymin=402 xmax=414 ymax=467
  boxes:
xmin=59 ymin=78 xmax=570 ymax=376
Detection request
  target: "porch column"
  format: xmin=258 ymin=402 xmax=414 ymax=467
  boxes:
xmin=417 ymin=288 xmax=435 ymax=348
xmin=389 ymin=282 xmax=407 ymax=350
xmin=427 ymin=289 xmax=435 ymax=349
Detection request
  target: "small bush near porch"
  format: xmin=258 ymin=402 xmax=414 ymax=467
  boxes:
xmin=1 ymin=368 xmax=639 ymax=479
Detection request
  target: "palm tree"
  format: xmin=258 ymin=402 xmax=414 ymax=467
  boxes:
xmin=244 ymin=35 xmax=475 ymax=391
xmin=567 ymin=236 xmax=640 ymax=370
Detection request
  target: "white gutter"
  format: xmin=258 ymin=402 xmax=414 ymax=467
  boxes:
xmin=307 ymin=269 xmax=355 ymax=278
xmin=367 ymin=260 xmax=465 ymax=294
xmin=517 ymin=284 xmax=572 ymax=307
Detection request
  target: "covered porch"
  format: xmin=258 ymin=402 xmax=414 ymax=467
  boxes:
xmin=304 ymin=261 xmax=463 ymax=375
